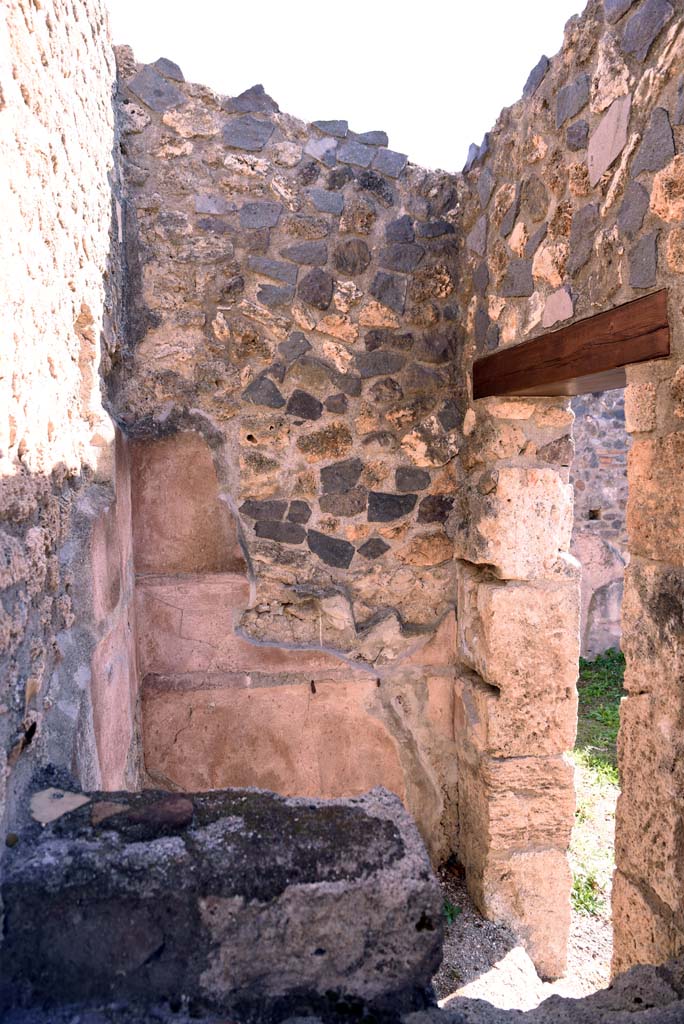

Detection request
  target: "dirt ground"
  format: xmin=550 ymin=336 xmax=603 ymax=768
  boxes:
xmin=433 ymin=845 xmax=613 ymax=1012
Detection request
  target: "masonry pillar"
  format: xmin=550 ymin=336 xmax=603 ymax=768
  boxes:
xmin=448 ymin=395 xmax=580 ymax=979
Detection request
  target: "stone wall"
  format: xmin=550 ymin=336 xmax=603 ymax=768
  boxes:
xmin=570 ymin=389 xmax=629 ymax=658
xmin=457 ymin=0 xmax=684 ymax=978
xmin=0 ymin=0 xmax=139 ymax=848
xmin=5 ymin=0 xmax=684 ymax=990
xmin=110 ymin=54 xmax=465 ymax=861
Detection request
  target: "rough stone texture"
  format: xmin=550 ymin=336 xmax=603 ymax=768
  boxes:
xmin=449 ymin=466 xmax=573 ymax=582
xmin=632 ymin=107 xmax=675 ymax=177
xmin=7 ymin=0 xmax=684 ymax=996
xmin=0 ymin=783 xmax=443 ymax=1020
xmin=587 ymin=94 xmax=631 ymax=186
xmin=570 ymin=390 xmax=629 ymax=657
xmin=458 ymin=0 xmax=684 ymax=979
xmin=0 ymin=0 xmax=137 ymax=862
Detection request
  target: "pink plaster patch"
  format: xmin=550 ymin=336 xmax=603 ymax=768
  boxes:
xmin=542 ymin=287 xmax=574 ymax=329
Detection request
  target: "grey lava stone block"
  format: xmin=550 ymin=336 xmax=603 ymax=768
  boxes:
xmin=0 ymin=786 xmax=443 ymax=1020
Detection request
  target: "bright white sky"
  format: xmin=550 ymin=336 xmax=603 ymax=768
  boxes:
xmin=107 ymin=0 xmax=584 ymax=172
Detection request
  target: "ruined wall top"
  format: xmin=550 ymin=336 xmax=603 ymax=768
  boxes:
xmin=111 ymin=51 xmax=467 ymax=667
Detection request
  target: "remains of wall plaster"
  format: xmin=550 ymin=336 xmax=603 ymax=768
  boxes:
xmin=0 ymin=0 xmax=139 ymax=852
xmin=5 ymin=0 xmax=684 ymax=993
xmin=109 ymin=55 xmax=465 ymax=861
xmin=456 ymin=0 xmax=684 ymax=978
xmin=571 ymin=389 xmax=629 ymax=658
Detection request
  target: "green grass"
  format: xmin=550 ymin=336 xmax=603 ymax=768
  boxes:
xmin=443 ymin=899 xmax=462 ymax=925
xmin=569 ymin=648 xmax=625 ymax=916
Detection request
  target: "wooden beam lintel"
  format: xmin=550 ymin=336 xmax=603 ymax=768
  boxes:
xmin=473 ymin=290 xmax=670 ymax=400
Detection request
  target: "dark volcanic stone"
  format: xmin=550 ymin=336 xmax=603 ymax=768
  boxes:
xmin=239 ymin=499 xmax=288 ymax=520
xmin=567 ymin=120 xmax=590 ymax=151
xmin=364 ymin=329 xmax=394 ymax=352
xmin=396 ymin=467 xmax=431 ymax=492
xmin=473 ymin=261 xmax=490 ymax=296
xmin=320 ymin=487 xmax=368 ymax=516
xmin=522 ymin=175 xmax=549 ymax=222
xmin=242 ymin=376 xmax=286 ymax=408
xmin=127 ymin=66 xmax=185 ymax=112
xmin=298 ymin=161 xmax=320 ymax=186
xmin=279 ymin=332 xmax=311 ymax=362
xmin=328 ymin=165 xmax=355 ymax=190
xmin=525 ymin=223 xmax=548 ymax=258
xmin=372 ymin=149 xmax=408 ymax=179
xmin=414 ymin=330 xmax=456 ymax=364
xmin=223 ymin=114 xmax=275 ymax=151
xmin=537 ymin=435 xmax=574 ymax=465
xmin=286 ymin=390 xmax=323 ymax=421
xmin=241 ymin=229 xmax=270 ymax=254
xmin=478 ymin=167 xmax=495 ymax=208
xmin=298 ymin=269 xmax=334 ymax=309
xmin=500 ymin=185 xmax=521 ymax=238
xmin=556 ymin=73 xmax=590 ymax=129
xmin=416 ymin=219 xmax=454 ymax=238
xmin=257 ymin=284 xmax=294 ymax=308
xmin=324 ymin=393 xmax=348 ymax=413
xmin=333 ymin=238 xmax=371 ymax=274
xmin=309 ymin=188 xmax=344 ymax=214
xmin=568 ymin=204 xmax=599 ymax=276
xmin=623 ymin=0 xmax=673 ymax=62
xmin=417 ymin=494 xmax=455 ymax=523
xmin=151 ymin=58 xmax=184 ymax=82
xmin=255 ymin=520 xmax=307 ymax=544
xmin=224 ymin=84 xmax=279 ymax=114
xmin=355 ymin=351 xmax=407 ymax=378
xmin=368 ymin=492 xmax=417 ymax=522
xmin=629 ymin=230 xmax=659 ymax=289
xmin=632 ymin=107 xmax=675 ymax=177
xmin=357 ymin=170 xmax=395 ymax=206
xmin=355 ymin=130 xmax=389 ymax=146
xmin=335 ymin=372 xmax=363 ymax=397
xmin=370 ymin=272 xmax=407 ymax=315
xmin=338 ymin=140 xmax=375 ymax=167
xmin=474 ymin=307 xmax=491 ymax=349
xmin=466 ymin=214 xmax=487 ymax=256
xmin=438 ymin=397 xmax=465 ymax=432
xmin=287 ymin=500 xmax=312 ymax=524
xmin=369 ymin=378 xmax=404 ymax=403
xmin=523 ymin=54 xmax=550 ymax=97
xmin=618 ymin=181 xmax=650 ymax=238
xmin=605 ymin=0 xmax=637 ymax=22
xmin=248 ymin=257 xmax=298 ymax=285
xmin=386 ymin=216 xmax=415 ymax=243
xmin=240 ymin=201 xmax=282 ymax=228
xmin=499 ymin=259 xmax=534 ymax=297
xmin=312 ymin=119 xmax=349 ymax=137
xmin=463 ymin=142 xmax=481 ymax=174
xmin=380 ymin=243 xmax=425 ymax=273
xmin=358 ymin=538 xmax=390 ymax=559
xmin=320 ymin=457 xmax=364 ymax=494
xmin=281 ymin=241 xmax=328 ymax=265
xmin=307 ymin=529 xmax=355 ymax=568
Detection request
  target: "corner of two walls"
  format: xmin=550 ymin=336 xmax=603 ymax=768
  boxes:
xmin=457 ymin=0 xmax=684 ymax=977
xmin=0 ymin=0 xmax=141 ymax=846
xmin=111 ymin=52 xmax=468 ymax=862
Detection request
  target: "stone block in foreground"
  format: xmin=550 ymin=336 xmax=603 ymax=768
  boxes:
xmin=0 ymin=785 xmax=443 ymax=1020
